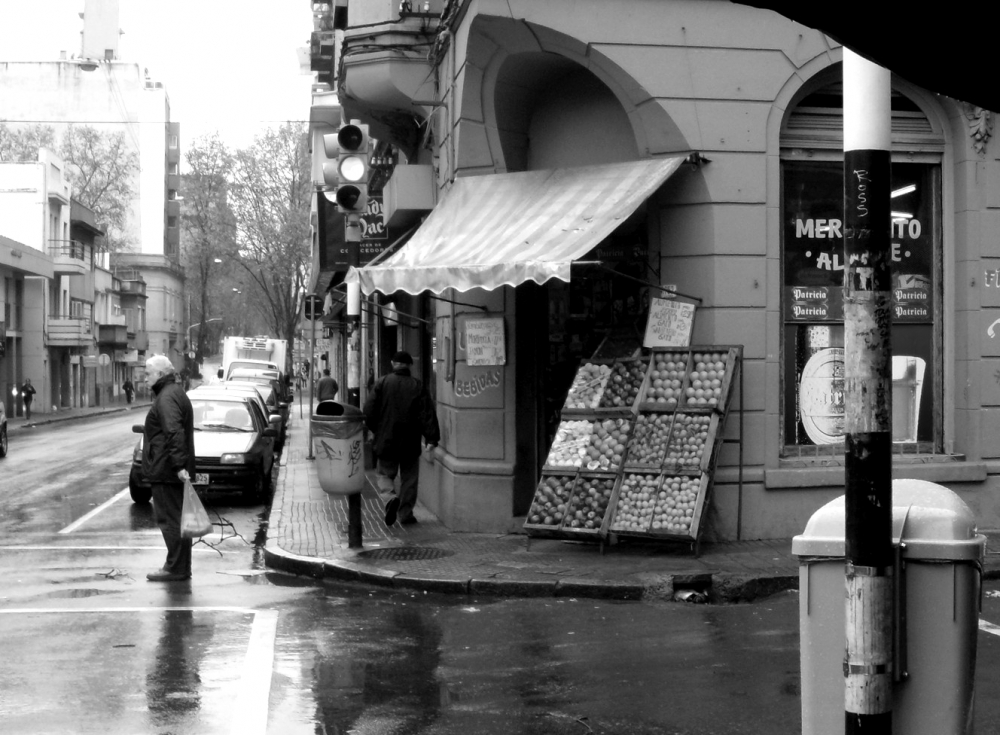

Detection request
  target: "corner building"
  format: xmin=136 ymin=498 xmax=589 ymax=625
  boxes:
xmin=331 ymin=0 xmax=998 ymax=540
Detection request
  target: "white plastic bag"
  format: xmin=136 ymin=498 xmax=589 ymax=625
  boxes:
xmin=180 ymin=478 xmax=213 ymax=539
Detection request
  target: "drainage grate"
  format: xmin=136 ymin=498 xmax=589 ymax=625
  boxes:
xmin=358 ymin=546 xmax=455 ymax=561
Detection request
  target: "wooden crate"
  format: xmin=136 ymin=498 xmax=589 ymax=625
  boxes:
xmin=622 ymin=411 xmax=676 ymax=470
xmin=636 ymin=349 xmax=692 ymax=412
xmin=523 ymin=471 xmax=580 ymax=538
xmin=596 ymin=356 xmax=649 ymax=412
xmin=561 ymin=359 xmax=615 ymax=415
xmin=660 ymin=412 xmax=715 ymax=474
xmin=607 ymin=470 xmax=663 ymax=534
xmin=610 ymin=472 xmax=711 ymax=543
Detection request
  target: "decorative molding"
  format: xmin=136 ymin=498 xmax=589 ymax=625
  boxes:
xmin=962 ymin=103 xmax=993 ymax=156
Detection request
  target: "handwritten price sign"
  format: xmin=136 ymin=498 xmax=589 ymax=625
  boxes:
xmin=643 ymin=297 xmax=695 ymax=348
xmin=465 ymin=318 xmax=506 ymax=366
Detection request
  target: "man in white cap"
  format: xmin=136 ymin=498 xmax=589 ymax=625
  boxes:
xmin=142 ymin=354 xmax=197 ymax=581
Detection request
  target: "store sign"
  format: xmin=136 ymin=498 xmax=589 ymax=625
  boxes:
xmin=643 ymin=297 xmax=695 ymax=347
xmin=359 ymin=196 xmax=388 ymax=266
xmin=450 ymin=362 xmax=504 ymax=408
xmin=783 ymin=162 xmax=935 ymax=323
xmin=464 ymin=317 xmax=506 ymax=366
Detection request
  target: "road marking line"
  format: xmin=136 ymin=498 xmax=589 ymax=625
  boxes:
xmin=230 ymin=609 xmax=279 ymax=735
xmin=980 ymin=619 xmax=1000 ymax=637
xmin=58 ymin=488 xmax=130 ymax=534
xmin=0 ymin=605 xmax=280 ymax=735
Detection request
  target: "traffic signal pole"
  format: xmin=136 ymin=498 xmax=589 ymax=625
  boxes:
xmin=842 ymin=50 xmax=894 ymax=734
xmin=346 ymin=280 xmax=363 ymax=548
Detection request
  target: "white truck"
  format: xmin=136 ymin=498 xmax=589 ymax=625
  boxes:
xmin=218 ymin=336 xmax=289 ymax=384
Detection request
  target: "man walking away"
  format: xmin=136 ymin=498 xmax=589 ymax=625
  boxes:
xmin=141 ymin=355 xmax=197 ymax=582
xmin=123 ymin=379 xmax=134 ymax=405
xmin=364 ymin=351 xmax=440 ymax=526
xmin=21 ymin=379 xmax=36 ymax=421
xmin=316 ymin=368 xmax=339 ymax=404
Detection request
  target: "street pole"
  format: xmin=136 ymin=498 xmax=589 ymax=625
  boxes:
xmin=843 ymin=50 xmax=894 ymax=734
xmin=306 ymin=301 xmax=317 ymax=461
xmin=345 ymin=279 xmax=363 ymax=548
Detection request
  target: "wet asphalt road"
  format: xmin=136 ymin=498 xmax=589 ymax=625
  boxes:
xmin=5 ymin=412 xmax=1000 ymax=733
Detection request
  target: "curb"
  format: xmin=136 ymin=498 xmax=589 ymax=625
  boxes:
xmin=263 ymin=539 xmax=799 ymax=602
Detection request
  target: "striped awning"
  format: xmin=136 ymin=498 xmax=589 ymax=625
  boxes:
xmin=345 ymin=157 xmax=686 ymax=295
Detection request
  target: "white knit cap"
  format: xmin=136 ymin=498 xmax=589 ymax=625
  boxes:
xmin=145 ymin=354 xmax=176 ymax=376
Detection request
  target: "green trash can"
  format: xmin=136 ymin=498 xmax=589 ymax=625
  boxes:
xmin=311 ymin=401 xmax=366 ymax=495
xmin=793 ymin=478 xmax=986 ymax=735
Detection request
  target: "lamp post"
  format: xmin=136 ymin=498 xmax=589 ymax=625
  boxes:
xmin=187 ymin=317 xmax=222 ymax=364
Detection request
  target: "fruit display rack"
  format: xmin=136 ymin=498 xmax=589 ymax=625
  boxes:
xmin=524 ymin=470 xmax=620 ymax=540
xmin=543 ymin=417 xmax=634 ymax=472
xmin=527 ymin=344 xmax=742 ymax=554
xmin=608 ymin=471 xmax=711 ymax=540
xmin=562 ymin=356 xmax=649 ymax=415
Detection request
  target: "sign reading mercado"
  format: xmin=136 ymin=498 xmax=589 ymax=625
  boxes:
xmin=782 ymin=161 xmax=935 ymax=324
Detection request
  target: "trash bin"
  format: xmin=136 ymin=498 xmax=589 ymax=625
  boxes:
xmin=793 ymin=478 xmax=985 ymax=735
xmin=311 ymin=401 xmax=366 ymax=495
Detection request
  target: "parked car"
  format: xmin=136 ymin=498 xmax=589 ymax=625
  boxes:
xmin=209 ymin=379 xmax=288 ymax=451
xmin=128 ymin=391 xmax=278 ymax=504
xmin=0 ymin=399 xmax=7 ymax=458
xmin=226 ymin=369 xmax=289 ymax=439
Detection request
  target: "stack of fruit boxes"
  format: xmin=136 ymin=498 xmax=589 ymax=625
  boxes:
xmin=523 ymin=356 xmax=647 ymax=539
xmin=611 ymin=347 xmax=741 ymax=542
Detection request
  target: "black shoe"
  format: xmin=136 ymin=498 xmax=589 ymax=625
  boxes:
xmin=384 ymin=497 xmax=400 ymax=526
xmin=399 ymin=516 xmax=418 ymax=525
xmin=147 ymin=569 xmax=191 ymax=582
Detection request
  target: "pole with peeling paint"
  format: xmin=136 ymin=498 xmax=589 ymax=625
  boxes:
xmin=843 ymin=50 xmax=894 ymax=734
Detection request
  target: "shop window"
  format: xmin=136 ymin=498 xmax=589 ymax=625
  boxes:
xmin=780 ymin=76 xmax=943 ymax=457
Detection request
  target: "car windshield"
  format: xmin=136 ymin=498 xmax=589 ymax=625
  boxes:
xmin=191 ymin=400 xmax=255 ymax=432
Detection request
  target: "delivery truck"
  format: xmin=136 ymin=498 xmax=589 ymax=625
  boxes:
xmin=218 ymin=336 xmax=289 ymax=384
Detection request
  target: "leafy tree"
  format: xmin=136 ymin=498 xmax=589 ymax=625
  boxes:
xmin=0 ymin=123 xmax=139 ymax=252
xmin=60 ymin=125 xmax=139 ymax=252
xmin=227 ymin=123 xmax=312 ymax=372
xmin=0 ymin=123 xmax=56 ymax=161
xmin=180 ymin=133 xmax=238 ymax=363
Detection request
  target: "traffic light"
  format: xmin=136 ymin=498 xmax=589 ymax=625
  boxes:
xmin=303 ymin=295 xmax=324 ymax=321
xmin=323 ymin=121 xmax=369 ymax=214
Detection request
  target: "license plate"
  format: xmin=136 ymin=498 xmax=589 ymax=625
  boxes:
xmin=193 ymin=473 xmax=210 ymax=485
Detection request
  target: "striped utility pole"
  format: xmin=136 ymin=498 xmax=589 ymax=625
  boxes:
xmin=842 ymin=50 xmax=894 ymax=733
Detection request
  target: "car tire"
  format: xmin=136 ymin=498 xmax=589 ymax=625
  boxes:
xmin=244 ymin=467 xmax=269 ymax=504
xmin=0 ymin=426 xmax=7 ymax=458
xmin=129 ymin=470 xmax=151 ymax=504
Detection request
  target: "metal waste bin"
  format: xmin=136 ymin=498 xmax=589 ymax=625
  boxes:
xmin=793 ymin=478 xmax=985 ymax=735
xmin=311 ymin=401 xmax=366 ymax=495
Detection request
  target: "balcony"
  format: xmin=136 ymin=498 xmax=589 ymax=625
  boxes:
xmin=49 ymin=239 xmax=91 ymax=276
xmin=98 ymin=323 xmax=128 ymax=348
xmin=46 ymin=316 xmax=93 ymax=348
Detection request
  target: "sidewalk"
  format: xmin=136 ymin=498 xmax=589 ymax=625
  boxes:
xmin=268 ymin=410 xmax=946 ymax=602
xmin=6 ymin=398 xmax=151 ymax=432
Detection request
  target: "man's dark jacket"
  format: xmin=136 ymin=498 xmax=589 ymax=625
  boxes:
xmin=142 ymin=373 xmax=196 ymax=484
xmin=364 ymin=367 xmax=440 ymax=462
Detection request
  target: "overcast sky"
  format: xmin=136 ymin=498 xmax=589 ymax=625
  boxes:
xmin=0 ymin=0 xmax=316 ymax=149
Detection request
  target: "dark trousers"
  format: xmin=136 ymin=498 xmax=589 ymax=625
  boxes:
xmin=151 ymin=482 xmax=193 ymax=576
xmin=23 ymin=399 xmax=32 ymax=420
xmin=375 ymin=456 xmax=420 ymax=521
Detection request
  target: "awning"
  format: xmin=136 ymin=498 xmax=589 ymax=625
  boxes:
xmin=345 ymin=157 xmax=686 ymax=296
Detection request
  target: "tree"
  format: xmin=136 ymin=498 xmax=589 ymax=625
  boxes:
xmin=227 ymin=123 xmax=312 ymax=372
xmin=0 ymin=123 xmax=139 ymax=252
xmin=180 ymin=134 xmax=238 ymax=364
xmin=0 ymin=123 xmax=56 ymax=162
xmin=60 ymin=125 xmax=139 ymax=253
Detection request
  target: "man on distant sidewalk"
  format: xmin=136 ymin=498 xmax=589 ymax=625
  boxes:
xmin=20 ymin=379 xmax=36 ymax=421
xmin=364 ymin=351 xmax=440 ymax=526
xmin=316 ymin=368 xmax=339 ymax=405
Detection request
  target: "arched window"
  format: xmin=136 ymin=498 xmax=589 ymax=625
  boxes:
xmin=780 ymin=70 xmax=943 ymax=455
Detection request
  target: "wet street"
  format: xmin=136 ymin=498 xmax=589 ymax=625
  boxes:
xmin=6 ymin=412 xmax=1000 ymax=733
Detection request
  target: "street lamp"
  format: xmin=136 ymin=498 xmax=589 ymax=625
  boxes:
xmin=187 ymin=317 xmax=222 ymax=337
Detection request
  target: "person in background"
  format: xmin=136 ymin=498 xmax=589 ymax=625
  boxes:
xmin=316 ymin=368 xmax=339 ymax=404
xmin=20 ymin=379 xmax=36 ymax=421
xmin=142 ymin=355 xmax=196 ymax=582
xmin=123 ymin=378 xmax=134 ymax=405
xmin=363 ymin=351 xmax=440 ymax=526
